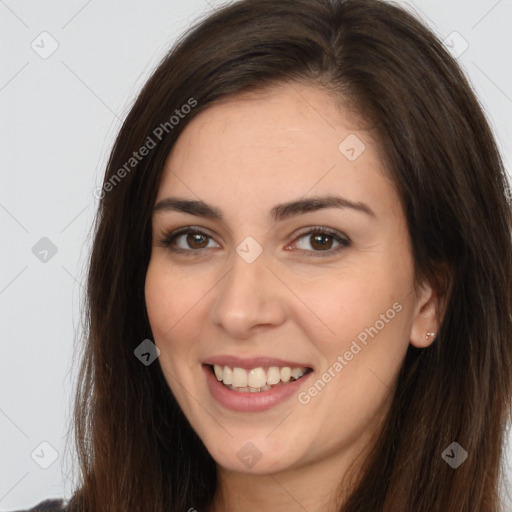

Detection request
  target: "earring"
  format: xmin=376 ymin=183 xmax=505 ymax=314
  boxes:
xmin=425 ymin=331 xmax=436 ymax=341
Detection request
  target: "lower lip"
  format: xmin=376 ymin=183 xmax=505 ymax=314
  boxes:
xmin=203 ymin=364 xmax=313 ymax=412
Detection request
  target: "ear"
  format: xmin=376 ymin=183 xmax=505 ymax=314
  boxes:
xmin=409 ymin=280 xmax=440 ymax=349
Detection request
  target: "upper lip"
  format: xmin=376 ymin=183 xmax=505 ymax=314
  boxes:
xmin=203 ymin=355 xmax=313 ymax=370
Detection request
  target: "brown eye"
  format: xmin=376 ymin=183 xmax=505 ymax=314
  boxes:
xmin=186 ymin=233 xmax=209 ymax=249
xmin=290 ymin=227 xmax=351 ymax=258
xmin=309 ymin=233 xmax=335 ymax=251
xmin=159 ymin=228 xmax=220 ymax=254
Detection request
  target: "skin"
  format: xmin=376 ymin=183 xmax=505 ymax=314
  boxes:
xmin=144 ymin=82 xmax=440 ymax=512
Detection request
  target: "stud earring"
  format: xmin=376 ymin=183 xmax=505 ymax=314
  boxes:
xmin=425 ymin=331 xmax=436 ymax=341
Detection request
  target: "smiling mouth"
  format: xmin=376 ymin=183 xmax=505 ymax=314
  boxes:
xmin=207 ymin=363 xmax=313 ymax=393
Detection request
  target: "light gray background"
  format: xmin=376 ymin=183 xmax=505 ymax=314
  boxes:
xmin=1 ymin=0 xmax=511 ymax=510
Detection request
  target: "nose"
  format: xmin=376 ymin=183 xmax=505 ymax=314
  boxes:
xmin=209 ymin=249 xmax=287 ymax=339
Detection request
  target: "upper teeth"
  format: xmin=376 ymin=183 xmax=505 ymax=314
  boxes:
xmin=213 ymin=365 xmax=309 ymax=388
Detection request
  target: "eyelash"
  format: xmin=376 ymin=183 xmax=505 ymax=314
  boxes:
xmin=158 ymin=226 xmax=351 ymax=258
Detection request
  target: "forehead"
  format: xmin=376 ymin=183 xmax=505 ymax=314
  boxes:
xmin=156 ymin=83 xmax=398 ymax=220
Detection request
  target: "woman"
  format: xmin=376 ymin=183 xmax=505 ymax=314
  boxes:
xmin=19 ymin=0 xmax=512 ymax=510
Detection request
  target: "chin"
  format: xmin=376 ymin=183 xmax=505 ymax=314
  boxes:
xmin=202 ymin=431 xmax=304 ymax=475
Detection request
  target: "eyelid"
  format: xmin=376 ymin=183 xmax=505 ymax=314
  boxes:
xmin=290 ymin=225 xmax=350 ymax=243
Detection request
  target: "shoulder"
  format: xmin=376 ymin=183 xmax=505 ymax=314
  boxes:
xmin=9 ymin=499 xmax=67 ymax=512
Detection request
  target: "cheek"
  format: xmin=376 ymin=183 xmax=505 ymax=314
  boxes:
xmin=144 ymin=259 xmax=209 ymax=409
xmin=145 ymin=256 xmax=210 ymax=334
xmin=296 ymin=266 xmax=410 ymax=352
xmin=144 ymin=259 xmax=202 ymax=359
xmin=293 ymin=275 xmax=411 ymax=440
xmin=291 ymin=245 xmax=414 ymax=405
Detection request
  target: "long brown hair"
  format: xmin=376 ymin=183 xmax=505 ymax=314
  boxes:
xmin=67 ymin=0 xmax=512 ymax=510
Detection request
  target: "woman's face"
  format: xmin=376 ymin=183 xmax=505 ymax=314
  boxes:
xmin=145 ymin=83 xmax=437 ymax=477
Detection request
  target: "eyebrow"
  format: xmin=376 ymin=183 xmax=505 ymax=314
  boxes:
xmin=153 ymin=195 xmax=376 ymax=222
